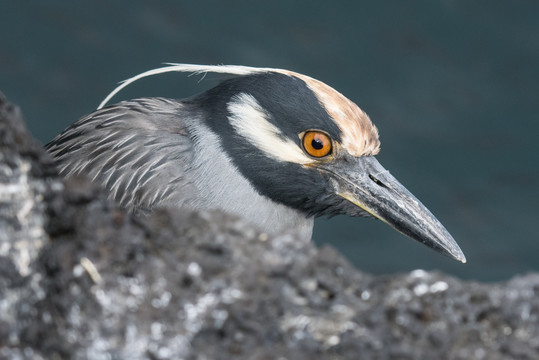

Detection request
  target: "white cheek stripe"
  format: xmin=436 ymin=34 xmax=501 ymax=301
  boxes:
xmin=227 ymin=93 xmax=313 ymax=164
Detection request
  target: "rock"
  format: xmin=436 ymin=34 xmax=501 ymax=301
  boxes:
xmin=0 ymin=93 xmax=538 ymax=359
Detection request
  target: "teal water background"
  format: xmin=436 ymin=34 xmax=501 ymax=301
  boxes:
xmin=1 ymin=1 xmax=538 ymax=281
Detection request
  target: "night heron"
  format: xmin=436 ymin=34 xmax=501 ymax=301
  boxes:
xmin=46 ymin=64 xmax=466 ymax=262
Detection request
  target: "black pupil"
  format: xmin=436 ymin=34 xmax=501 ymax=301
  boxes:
xmin=311 ymin=138 xmax=324 ymax=150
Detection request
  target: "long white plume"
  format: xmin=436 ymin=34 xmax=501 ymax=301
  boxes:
xmin=97 ymin=63 xmax=280 ymax=109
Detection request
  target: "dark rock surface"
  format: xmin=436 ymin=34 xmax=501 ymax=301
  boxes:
xmin=1 ymin=93 xmax=538 ymax=359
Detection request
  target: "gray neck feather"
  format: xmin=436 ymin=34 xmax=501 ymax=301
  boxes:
xmin=181 ymin=115 xmax=314 ymax=240
xmin=48 ymin=99 xmax=314 ymax=241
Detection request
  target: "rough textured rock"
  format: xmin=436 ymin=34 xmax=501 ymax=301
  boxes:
xmin=1 ymin=93 xmax=538 ymax=359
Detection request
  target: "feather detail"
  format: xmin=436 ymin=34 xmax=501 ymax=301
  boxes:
xmin=97 ymin=63 xmax=280 ymax=109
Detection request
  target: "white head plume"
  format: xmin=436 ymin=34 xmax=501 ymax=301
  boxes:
xmin=97 ymin=63 xmax=279 ymax=109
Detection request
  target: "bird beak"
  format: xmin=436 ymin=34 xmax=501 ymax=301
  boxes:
xmin=320 ymin=156 xmax=466 ymax=263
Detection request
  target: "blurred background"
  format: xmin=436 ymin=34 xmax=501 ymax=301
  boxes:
xmin=1 ymin=1 xmax=537 ymax=281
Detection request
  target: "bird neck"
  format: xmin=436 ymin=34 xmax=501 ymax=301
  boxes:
xmin=185 ymin=115 xmax=314 ymax=241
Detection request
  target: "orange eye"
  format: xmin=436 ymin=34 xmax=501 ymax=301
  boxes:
xmin=302 ymin=131 xmax=332 ymax=158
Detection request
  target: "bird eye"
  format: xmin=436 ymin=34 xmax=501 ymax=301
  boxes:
xmin=302 ymin=131 xmax=332 ymax=158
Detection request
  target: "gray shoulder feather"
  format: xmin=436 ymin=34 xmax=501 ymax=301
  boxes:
xmin=46 ymin=98 xmax=195 ymax=211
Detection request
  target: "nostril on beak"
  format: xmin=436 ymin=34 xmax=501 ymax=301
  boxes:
xmin=369 ymin=174 xmax=388 ymax=189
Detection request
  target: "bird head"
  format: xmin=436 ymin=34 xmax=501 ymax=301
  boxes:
xmin=98 ymin=64 xmax=466 ymax=263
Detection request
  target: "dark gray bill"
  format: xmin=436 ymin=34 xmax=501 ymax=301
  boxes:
xmin=322 ymin=156 xmax=466 ymax=263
